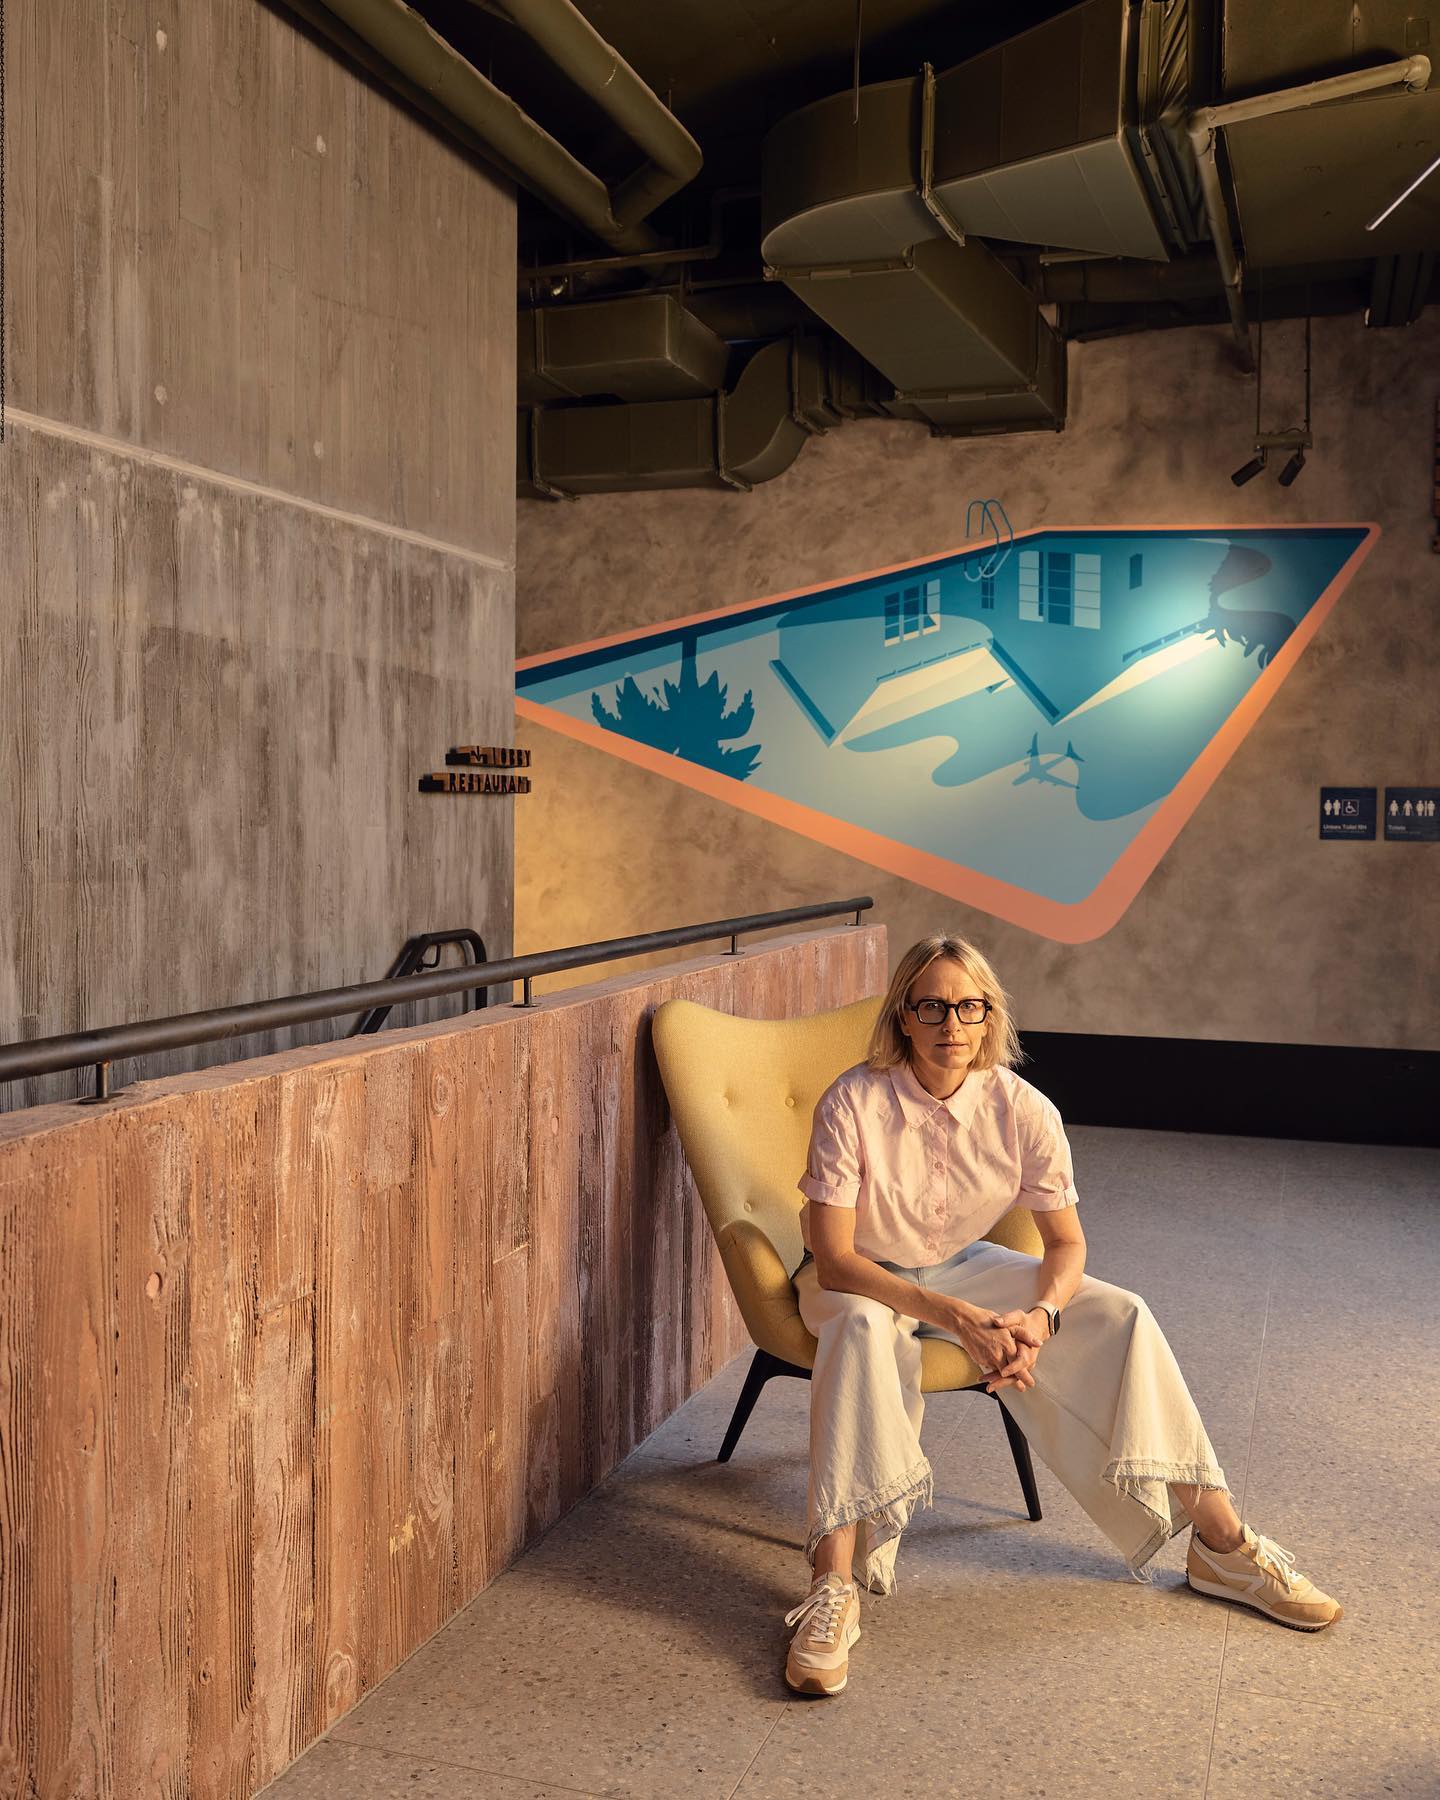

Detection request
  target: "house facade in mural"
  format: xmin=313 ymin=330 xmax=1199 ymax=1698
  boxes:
xmin=517 ymin=526 xmax=1377 ymax=941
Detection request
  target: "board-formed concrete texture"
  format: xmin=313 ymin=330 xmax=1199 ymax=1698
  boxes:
xmin=518 ymin=526 xmax=1377 ymax=941
xmin=0 ymin=0 xmax=517 ymax=1112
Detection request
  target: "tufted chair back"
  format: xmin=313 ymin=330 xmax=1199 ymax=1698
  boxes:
xmin=652 ymin=994 xmax=1044 ymax=1391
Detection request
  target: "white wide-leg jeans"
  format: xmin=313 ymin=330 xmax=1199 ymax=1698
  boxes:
xmin=794 ymin=1240 xmax=1230 ymax=1595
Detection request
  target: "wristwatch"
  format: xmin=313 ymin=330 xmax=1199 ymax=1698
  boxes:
xmin=1030 ymin=1302 xmax=1060 ymax=1338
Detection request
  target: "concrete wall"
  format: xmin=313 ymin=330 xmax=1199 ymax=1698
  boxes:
xmin=515 ymin=312 xmax=1440 ymax=1052
xmin=1 ymin=0 xmax=516 ymax=1110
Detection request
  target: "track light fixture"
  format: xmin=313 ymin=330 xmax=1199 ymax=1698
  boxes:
xmin=1231 ymin=452 xmax=1268 ymax=486
xmin=1233 ymin=286 xmax=1314 ymax=489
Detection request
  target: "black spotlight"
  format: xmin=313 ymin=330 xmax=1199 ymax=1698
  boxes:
xmin=1231 ymin=451 xmax=1268 ymax=487
xmin=1278 ymin=447 xmax=1306 ymax=487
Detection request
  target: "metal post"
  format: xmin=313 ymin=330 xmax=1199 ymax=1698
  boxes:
xmin=78 ymin=1060 xmax=112 ymax=1104
xmin=724 ymin=933 xmax=742 ymax=956
xmin=512 ymin=976 xmax=536 ymax=1008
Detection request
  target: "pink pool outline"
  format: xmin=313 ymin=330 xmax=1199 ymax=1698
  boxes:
xmin=515 ymin=523 xmax=1381 ymax=943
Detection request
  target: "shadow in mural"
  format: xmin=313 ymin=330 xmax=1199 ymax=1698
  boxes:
xmin=592 ymin=630 xmax=763 ymax=780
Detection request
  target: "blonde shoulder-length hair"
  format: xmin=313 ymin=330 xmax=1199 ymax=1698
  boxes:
xmin=865 ymin=934 xmax=1023 ymax=1073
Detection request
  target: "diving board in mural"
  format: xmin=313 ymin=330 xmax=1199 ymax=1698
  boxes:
xmin=515 ymin=525 xmax=1379 ymax=942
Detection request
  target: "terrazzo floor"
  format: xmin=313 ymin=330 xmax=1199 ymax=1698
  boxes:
xmin=260 ymin=1128 xmax=1440 ymax=1800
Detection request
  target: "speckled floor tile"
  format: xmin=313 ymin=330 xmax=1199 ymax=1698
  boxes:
xmin=881 ymin=1383 xmax=1233 ymax=1651
xmin=260 ymin=1738 xmax=595 ymax=1798
xmin=1280 ymin=1140 xmax=1440 ymax=1194
xmin=1206 ymin=1687 xmax=1440 ymax=1798
xmin=730 ymin=1643 xmax=1217 ymax=1799
xmin=1209 ymin=1467 xmax=1438 ymax=1714
xmin=324 ymin=1451 xmax=804 ymax=1799
xmin=329 ymin=1558 xmax=789 ymax=1799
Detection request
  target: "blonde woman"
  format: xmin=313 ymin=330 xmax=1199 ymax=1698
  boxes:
xmin=783 ymin=934 xmax=1340 ymax=1697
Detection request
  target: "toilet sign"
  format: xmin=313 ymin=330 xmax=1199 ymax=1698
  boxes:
xmin=1384 ymin=788 xmax=1440 ymax=841
xmin=1319 ymin=788 xmax=1376 ymax=839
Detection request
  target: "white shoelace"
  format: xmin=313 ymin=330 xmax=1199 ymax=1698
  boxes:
xmin=1249 ymin=1533 xmax=1301 ymax=1592
xmin=784 ymin=1580 xmax=850 ymax=1646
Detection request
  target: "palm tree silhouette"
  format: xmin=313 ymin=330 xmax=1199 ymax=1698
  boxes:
xmin=592 ymin=630 xmax=762 ymax=780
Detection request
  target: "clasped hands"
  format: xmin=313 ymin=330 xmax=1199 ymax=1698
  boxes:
xmin=964 ymin=1310 xmax=1044 ymax=1389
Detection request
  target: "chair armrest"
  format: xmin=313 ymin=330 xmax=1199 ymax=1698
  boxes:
xmin=717 ymin=1219 xmax=818 ymax=1371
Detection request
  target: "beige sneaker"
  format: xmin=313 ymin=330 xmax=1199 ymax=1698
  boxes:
xmin=1186 ymin=1525 xmax=1342 ymax=1630
xmin=784 ymin=1571 xmax=861 ymax=1695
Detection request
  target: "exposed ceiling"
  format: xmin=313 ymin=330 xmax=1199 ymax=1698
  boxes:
xmin=305 ymin=0 xmax=1440 ymax=491
xmin=417 ymin=0 xmax=1078 ymax=208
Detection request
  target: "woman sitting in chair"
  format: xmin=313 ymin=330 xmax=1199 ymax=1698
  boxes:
xmin=784 ymin=933 xmax=1340 ymax=1697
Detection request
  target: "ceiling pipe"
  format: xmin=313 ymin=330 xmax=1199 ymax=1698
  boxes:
xmin=482 ymin=0 xmax=702 ymax=228
xmin=284 ymin=0 xmax=676 ymax=252
xmin=518 ymin=189 xmax=756 ymax=291
xmin=1186 ymin=53 xmax=1432 ymax=372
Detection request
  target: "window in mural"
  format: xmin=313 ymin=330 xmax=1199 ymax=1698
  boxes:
xmin=518 ymin=527 xmax=1378 ymax=941
xmin=885 ymin=579 xmax=941 ymax=643
xmin=1020 ymin=551 xmax=1101 ymax=627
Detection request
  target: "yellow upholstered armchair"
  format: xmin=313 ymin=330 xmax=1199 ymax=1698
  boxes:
xmin=652 ymin=994 xmax=1044 ymax=1519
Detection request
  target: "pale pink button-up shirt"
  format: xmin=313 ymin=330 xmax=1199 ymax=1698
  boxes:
xmin=797 ymin=1060 xmax=1079 ymax=1265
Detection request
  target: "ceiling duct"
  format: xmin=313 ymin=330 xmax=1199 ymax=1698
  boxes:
xmin=760 ymin=69 xmax=1070 ymax=437
xmin=518 ymin=336 xmax=890 ymax=497
xmin=518 ymin=293 xmax=731 ymax=402
xmin=924 ymin=0 xmax=1206 ymax=258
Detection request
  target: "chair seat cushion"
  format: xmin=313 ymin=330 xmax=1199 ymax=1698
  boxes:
xmin=919 ymin=1336 xmax=984 ymax=1392
xmin=722 ymin=1218 xmax=990 ymax=1389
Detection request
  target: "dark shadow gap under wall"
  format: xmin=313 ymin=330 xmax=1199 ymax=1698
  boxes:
xmin=1019 ymin=1032 xmax=1440 ymax=1148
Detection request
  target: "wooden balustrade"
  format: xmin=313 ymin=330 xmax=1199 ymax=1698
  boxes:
xmin=0 ymin=925 xmax=885 ymax=1797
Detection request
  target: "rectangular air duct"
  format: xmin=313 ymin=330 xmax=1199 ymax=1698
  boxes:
xmin=518 ymin=293 xmax=731 ymax=403
xmin=928 ymin=0 xmax=1205 ymax=260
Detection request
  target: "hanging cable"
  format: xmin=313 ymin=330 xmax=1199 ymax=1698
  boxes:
xmin=852 ymin=0 xmax=862 ymax=125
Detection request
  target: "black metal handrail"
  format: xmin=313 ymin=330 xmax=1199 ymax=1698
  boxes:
xmin=0 ymin=898 xmax=874 ymax=1102
xmin=349 ymin=929 xmax=491 ymax=1037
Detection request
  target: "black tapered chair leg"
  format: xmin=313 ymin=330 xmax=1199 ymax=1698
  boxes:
xmin=716 ymin=1348 xmax=811 ymax=1463
xmin=996 ymin=1394 xmax=1043 ymax=1521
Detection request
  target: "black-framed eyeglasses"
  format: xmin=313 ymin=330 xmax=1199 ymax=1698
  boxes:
xmin=906 ymin=998 xmax=991 ymax=1026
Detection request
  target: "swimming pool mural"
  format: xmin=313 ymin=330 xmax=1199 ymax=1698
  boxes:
xmin=516 ymin=525 xmax=1378 ymax=942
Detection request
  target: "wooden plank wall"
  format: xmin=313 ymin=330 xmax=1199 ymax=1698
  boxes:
xmin=0 ymin=926 xmax=885 ymax=1798
xmin=1 ymin=0 xmax=517 ymax=1113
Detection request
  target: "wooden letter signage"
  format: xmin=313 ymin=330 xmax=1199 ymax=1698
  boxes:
xmin=419 ymin=745 xmax=533 ymax=795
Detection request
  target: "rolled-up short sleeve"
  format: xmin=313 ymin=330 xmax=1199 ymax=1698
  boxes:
xmin=1017 ymin=1087 xmax=1079 ymax=1210
xmin=797 ymin=1089 xmax=862 ymax=1209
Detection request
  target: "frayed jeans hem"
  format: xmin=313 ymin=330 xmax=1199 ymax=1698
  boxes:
xmin=805 ymin=1454 xmax=935 ymax=1595
xmin=1107 ymin=1459 xmax=1232 ymax=1583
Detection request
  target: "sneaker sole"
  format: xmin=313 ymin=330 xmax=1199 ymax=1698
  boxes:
xmin=785 ymin=1623 xmax=861 ymax=1695
xmin=1187 ymin=1575 xmax=1342 ymax=1631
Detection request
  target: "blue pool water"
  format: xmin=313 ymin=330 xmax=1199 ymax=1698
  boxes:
xmin=518 ymin=529 xmax=1369 ymax=903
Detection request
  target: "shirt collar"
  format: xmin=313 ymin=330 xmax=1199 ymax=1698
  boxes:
xmin=889 ymin=1058 xmax=983 ymax=1129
